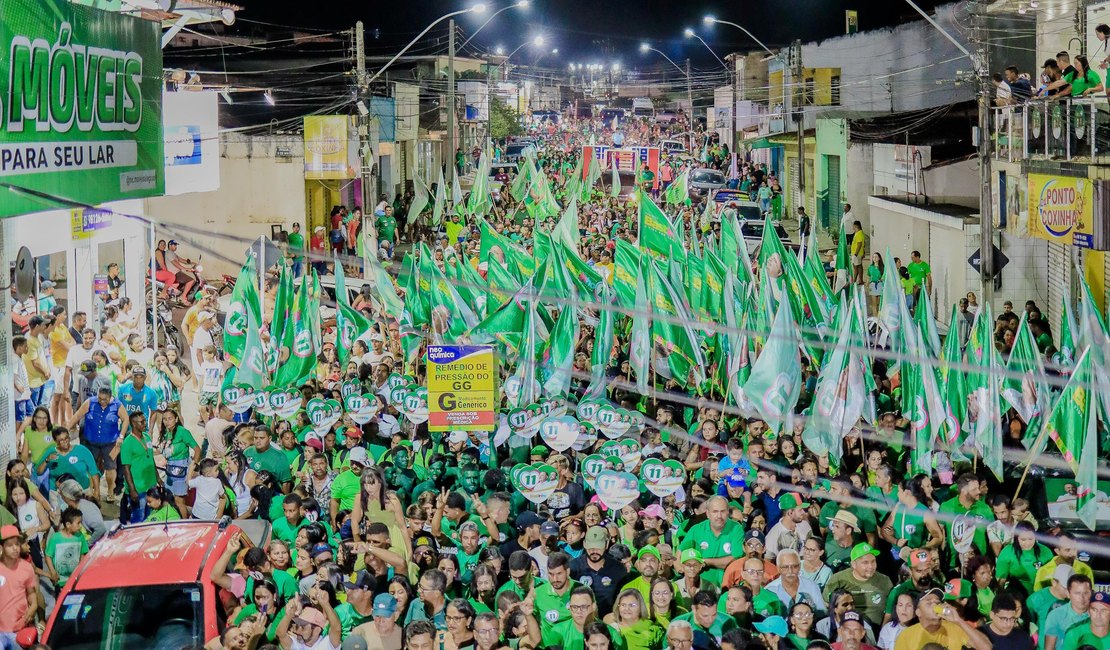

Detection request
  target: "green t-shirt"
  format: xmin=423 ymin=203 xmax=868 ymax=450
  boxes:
xmin=534 ymin=580 xmax=579 ymax=646
xmin=165 ymin=425 xmax=197 ymax=461
xmin=890 ymin=504 xmax=930 ymax=549
xmin=120 ymin=433 xmax=158 ymax=495
xmin=939 ymin=496 xmax=993 ymax=567
xmin=377 ymin=214 xmax=398 ymax=243
xmin=287 ymin=232 xmax=305 ymax=261
xmin=1046 ymin=607 xmax=1089 ymax=650
xmin=677 ymin=519 xmax=744 ymax=587
xmin=675 ymin=610 xmax=737 ymax=639
xmin=334 ymin=602 xmax=374 ymax=638
xmin=907 ymin=260 xmax=931 ymax=286
xmin=822 ymin=569 xmax=893 ymax=627
xmin=46 ymin=444 xmax=101 ymax=490
xmin=25 ymin=427 xmax=55 ymax=466
xmin=548 ymin=620 xmax=626 ymax=650
xmin=243 ymin=445 xmax=292 ymax=484
xmin=1061 ymin=625 xmax=1110 ymax=650
xmin=1065 ymin=69 xmax=1102 ymax=96
xmin=1027 ymin=587 xmax=1065 ymax=644
xmin=146 ymin=505 xmax=182 ymax=523
xmin=457 ymin=545 xmax=485 ymax=583
xmin=272 ymin=515 xmax=306 ymax=545
xmin=330 ymin=469 xmax=360 ymax=511
xmin=46 ymin=531 xmax=89 ymax=585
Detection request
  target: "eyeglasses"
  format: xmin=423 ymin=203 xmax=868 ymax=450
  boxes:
xmin=475 ymin=627 xmax=499 ymax=636
xmin=780 ymin=564 xmax=800 ymax=571
xmin=793 ymin=611 xmax=814 ymax=619
xmin=569 ymin=604 xmax=592 ymax=612
xmin=744 ymin=568 xmax=765 ymax=575
xmin=446 ymin=614 xmax=468 ymax=622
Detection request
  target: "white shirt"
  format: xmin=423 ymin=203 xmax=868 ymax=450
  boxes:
xmin=187 ymin=475 xmax=224 ymax=520
xmin=199 ymin=361 xmax=224 ymax=393
xmin=64 ymin=344 xmax=102 ymax=391
xmin=192 ymin=327 xmax=215 ymax=366
xmin=289 ymin=633 xmax=339 ymax=650
xmin=13 ymin=353 xmax=30 ymax=400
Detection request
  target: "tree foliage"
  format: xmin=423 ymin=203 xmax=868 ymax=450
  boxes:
xmin=490 ymin=95 xmax=524 ymax=140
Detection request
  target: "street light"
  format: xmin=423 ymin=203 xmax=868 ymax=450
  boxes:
xmin=495 ymin=45 xmax=504 ymax=55
xmin=684 ymin=27 xmax=727 ymax=69
xmin=460 ymin=0 xmax=530 ymax=51
xmin=639 ymin=41 xmax=686 ymax=76
xmin=368 ymin=4 xmax=486 ymax=84
xmin=702 ymin=15 xmax=775 ymax=57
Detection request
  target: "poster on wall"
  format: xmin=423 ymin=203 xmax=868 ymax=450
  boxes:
xmin=303 ymin=116 xmax=356 ymax=180
xmin=1027 ymin=174 xmax=1095 ymax=247
xmin=163 ymin=92 xmax=220 ymax=196
xmin=0 ymin=0 xmax=164 ymax=218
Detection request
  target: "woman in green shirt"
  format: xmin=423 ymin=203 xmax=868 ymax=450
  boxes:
xmin=995 ymin=522 xmax=1053 ymax=597
xmin=786 ymin=602 xmax=826 ymax=650
xmin=1066 ymin=55 xmax=1105 ymax=97
xmin=867 ymin=252 xmax=884 ymax=315
xmin=882 ymin=477 xmax=944 ymax=553
xmin=649 ymin=577 xmax=687 ymax=629
xmin=158 ymin=408 xmax=199 ymax=513
xmin=145 ymin=486 xmax=183 ymax=523
xmin=232 ymin=578 xmax=285 ymax=642
xmin=604 ymin=589 xmax=664 ymax=650
xmin=21 ymin=407 xmax=55 ymax=488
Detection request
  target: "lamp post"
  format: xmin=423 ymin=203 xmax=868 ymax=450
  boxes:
xmin=367 ymin=4 xmax=486 ymax=86
xmin=640 ymin=42 xmax=691 ymax=121
xmin=702 ymin=15 xmax=775 ymax=57
xmin=460 ymin=0 xmax=530 ymax=51
xmin=684 ymin=28 xmax=727 ymax=69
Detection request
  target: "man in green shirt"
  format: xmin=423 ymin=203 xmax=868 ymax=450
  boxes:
xmin=1028 ymin=564 xmax=1072 ymax=646
xmin=534 ymin=552 xmax=580 ymax=646
xmin=376 ymin=206 xmax=398 ymax=246
xmin=335 ymin=570 xmax=376 ymax=637
xmin=621 ymin=545 xmax=662 ymax=603
xmin=822 ymin=542 xmax=893 ymax=629
xmin=286 ymin=222 xmax=305 ymax=277
xmin=243 ymin=426 xmax=292 ymax=491
xmin=676 ymin=590 xmax=738 ymax=639
xmin=907 ymin=250 xmax=932 ymax=300
xmin=678 ymin=496 xmax=744 ymax=587
xmin=939 ymin=473 xmax=994 ymax=569
xmin=271 ymin=493 xmax=306 ymax=545
xmin=1044 ymin=574 xmax=1092 ymax=650
xmin=1061 ymin=591 xmax=1110 ymax=650
xmin=543 ymin=585 xmax=626 ymax=650
xmin=884 ymin=550 xmax=939 ymax=624
xmin=120 ymin=411 xmax=158 ymax=524
xmin=329 ymin=446 xmax=368 ymax=529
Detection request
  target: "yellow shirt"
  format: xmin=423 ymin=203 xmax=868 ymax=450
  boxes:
xmin=23 ymin=337 xmax=47 ymax=387
xmin=49 ymin=326 xmax=74 ymax=368
xmin=893 ymin=621 xmax=970 ymax=650
xmin=850 ymin=230 xmax=866 ymax=257
xmin=1033 ymin=558 xmax=1094 ymax=591
xmin=181 ymin=304 xmax=204 ymax=345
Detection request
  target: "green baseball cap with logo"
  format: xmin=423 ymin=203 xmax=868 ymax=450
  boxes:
xmin=850 ymin=542 xmax=880 ymax=563
xmin=680 ymin=549 xmax=703 ymax=564
xmin=778 ymin=493 xmax=809 ymax=511
xmin=637 ymin=545 xmax=661 ymax=561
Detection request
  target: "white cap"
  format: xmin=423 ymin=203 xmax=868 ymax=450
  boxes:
xmin=348 ymin=447 xmax=370 ymax=466
xmin=198 ymin=310 xmax=216 ymax=322
xmin=448 ymin=431 xmax=468 ymax=444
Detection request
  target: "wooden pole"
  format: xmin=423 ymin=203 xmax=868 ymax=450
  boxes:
xmin=1013 ymin=425 xmax=1051 ymax=501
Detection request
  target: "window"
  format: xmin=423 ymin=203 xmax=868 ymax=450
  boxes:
xmin=831 ymin=74 xmax=842 ymax=106
xmin=48 ymin=584 xmax=204 ymax=650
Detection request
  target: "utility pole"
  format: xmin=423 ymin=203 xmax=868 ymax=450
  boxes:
xmin=355 ymin=21 xmax=373 ymax=212
xmin=730 ymin=53 xmax=739 ymax=155
xmin=974 ymin=4 xmax=994 ymax=304
xmin=685 ymin=58 xmax=693 ymax=128
xmin=447 ymin=19 xmax=457 ymax=185
xmin=793 ymin=39 xmax=806 ymax=230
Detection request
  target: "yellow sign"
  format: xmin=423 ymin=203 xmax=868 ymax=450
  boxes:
xmin=303 ymin=116 xmax=353 ymax=180
xmin=71 ymin=210 xmax=89 ymax=241
xmin=427 ymin=345 xmax=497 ymax=431
xmin=1028 ymin=174 xmax=1095 ymax=247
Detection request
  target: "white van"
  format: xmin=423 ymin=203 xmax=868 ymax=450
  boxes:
xmin=632 ymin=97 xmax=654 ymax=118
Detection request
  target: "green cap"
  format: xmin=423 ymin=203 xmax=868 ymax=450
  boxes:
xmin=583 ymin=527 xmax=608 ymax=550
xmin=944 ymin=578 xmax=972 ymax=601
xmin=530 ymin=445 xmax=547 ymax=456
xmin=850 ymin=542 xmax=880 ymax=563
xmin=637 ymin=545 xmax=661 ymax=562
xmin=778 ymin=493 xmax=809 ymax=511
xmin=679 ymin=549 xmax=703 ymax=564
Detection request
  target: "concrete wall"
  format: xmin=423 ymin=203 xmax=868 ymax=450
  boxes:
xmin=923 ymin=159 xmax=979 ymax=207
xmin=145 ymin=133 xmax=307 ymax=278
xmin=846 ymin=143 xmax=874 ymax=233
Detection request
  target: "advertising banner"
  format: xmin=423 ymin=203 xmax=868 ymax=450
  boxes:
xmin=163 ymin=91 xmax=220 ymax=196
xmin=1028 ymin=174 xmax=1095 ymax=247
xmin=427 ymin=345 xmax=497 ymax=432
xmin=303 ymin=116 xmax=355 ymax=180
xmin=0 ymin=0 xmax=164 ymax=218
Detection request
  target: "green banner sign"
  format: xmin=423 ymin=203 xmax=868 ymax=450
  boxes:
xmin=0 ymin=0 xmax=164 ymax=218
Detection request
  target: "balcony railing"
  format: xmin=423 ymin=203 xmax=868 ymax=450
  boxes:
xmin=991 ymin=98 xmax=1110 ymax=163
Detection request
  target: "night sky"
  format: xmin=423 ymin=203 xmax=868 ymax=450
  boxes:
xmin=241 ymin=0 xmax=944 ymax=67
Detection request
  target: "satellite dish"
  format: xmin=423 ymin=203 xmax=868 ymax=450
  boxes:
xmin=156 ymin=0 xmax=178 ymax=11
xmin=220 ymin=8 xmax=236 ymax=25
xmin=14 ymin=247 xmax=35 ymax=300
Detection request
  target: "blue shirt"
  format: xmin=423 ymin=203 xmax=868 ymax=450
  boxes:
xmin=117 ymin=382 xmax=158 ymax=421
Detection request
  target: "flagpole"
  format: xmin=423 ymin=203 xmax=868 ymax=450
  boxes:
xmin=1012 ymin=426 xmax=1051 ymax=501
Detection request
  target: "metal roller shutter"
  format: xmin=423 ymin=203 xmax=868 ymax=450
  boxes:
xmin=1047 ymin=241 xmax=1071 ymax=339
xmin=790 ymin=158 xmax=801 ymax=216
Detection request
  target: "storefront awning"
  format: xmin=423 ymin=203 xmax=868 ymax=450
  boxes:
xmin=747 ymin=137 xmax=782 ymax=150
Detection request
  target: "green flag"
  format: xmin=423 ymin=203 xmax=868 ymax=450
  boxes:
xmin=506 ymin=294 xmax=541 ymax=408
xmin=274 ymin=272 xmax=318 ymax=387
xmin=238 ymin=298 xmax=270 ymax=391
xmin=743 ymin=294 xmax=802 ymax=434
xmin=613 ymin=238 xmax=641 ymax=309
xmin=1055 ymin=295 xmax=1079 ymax=369
xmin=540 ymin=300 xmax=579 ymax=397
xmin=629 ymin=259 xmax=652 ymax=394
xmin=466 ymin=148 xmax=492 ymax=217
xmin=469 ymin=281 xmax=534 ymax=356
xmin=648 ymin=260 xmax=706 ymax=388
xmin=553 ymin=196 xmax=579 ymax=252
xmin=1074 ymin=351 xmax=1101 ymax=531
xmin=1045 ymin=348 xmax=1095 ymax=474
xmin=965 ymin=306 xmax=1005 ymax=480
xmin=432 ymin=167 xmax=447 ymax=226
xmin=585 ymin=284 xmax=616 ymax=399
xmin=511 ymin=157 xmax=533 ymax=203
xmin=939 ymin=304 xmax=968 ymax=455
xmin=334 ymin=260 xmax=372 ymax=365
xmin=914 ymin=289 xmax=941 ymax=358
xmin=408 ymin=175 xmax=430 ymax=224
xmin=609 ymin=156 xmax=621 ymax=198
xmin=664 ymin=168 xmax=689 ymax=206
xmin=833 ymin=226 xmax=850 ymax=293
xmin=637 ymin=191 xmax=686 ymax=263
xmin=223 ymin=254 xmax=261 ymax=365
xmin=1006 ymin=314 xmax=1051 ymax=455
xmin=270 ymin=264 xmax=295 ymax=347
xmin=367 ymin=253 xmax=404 ymax=319
xmin=722 ymin=271 xmax=753 ymax=412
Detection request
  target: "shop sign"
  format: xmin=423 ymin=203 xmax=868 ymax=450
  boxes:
xmin=70 ymin=208 xmax=111 ymax=241
xmin=1027 ymin=174 xmax=1095 ymax=247
xmin=163 ymin=91 xmax=220 ymax=196
xmin=427 ymin=345 xmax=497 ymax=432
xmin=0 ymin=0 xmax=164 ymax=217
xmin=303 ymin=116 xmax=354 ymax=180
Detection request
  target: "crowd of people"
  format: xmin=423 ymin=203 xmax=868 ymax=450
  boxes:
xmin=0 ymin=109 xmax=1106 ymax=650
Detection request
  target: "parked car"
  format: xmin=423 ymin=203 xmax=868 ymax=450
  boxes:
xmin=43 ymin=520 xmax=270 ymax=650
xmin=660 ymin=139 xmax=686 ymax=155
xmin=737 ymin=219 xmax=797 ymax=256
xmin=688 ymin=167 xmax=726 ymax=200
xmin=503 ymin=143 xmax=535 ymax=163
